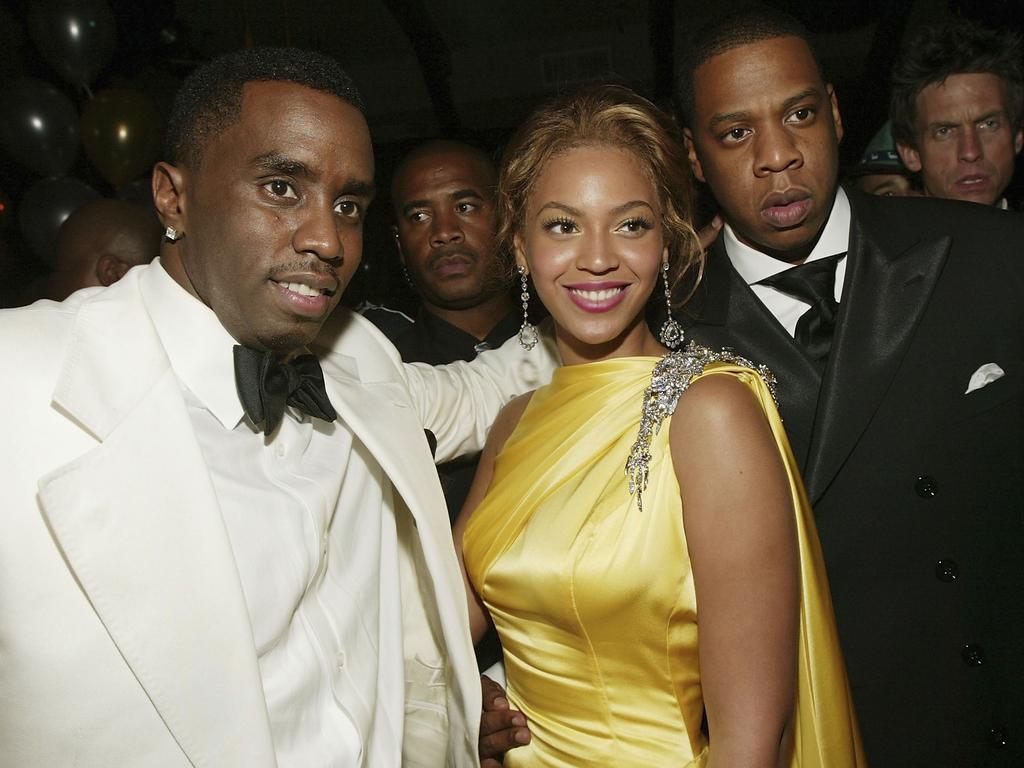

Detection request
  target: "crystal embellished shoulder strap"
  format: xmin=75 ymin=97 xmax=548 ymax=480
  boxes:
xmin=625 ymin=342 xmax=777 ymax=511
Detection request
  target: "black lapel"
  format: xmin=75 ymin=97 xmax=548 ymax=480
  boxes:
xmin=683 ymin=237 xmax=822 ymax=466
xmin=804 ymin=195 xmax=951 ymax=501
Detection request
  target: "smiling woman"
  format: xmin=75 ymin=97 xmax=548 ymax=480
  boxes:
xmin=513 ymin=144 xmax=666 ymax=363
xmin=453 ymin=85 xmax=865 ymax=767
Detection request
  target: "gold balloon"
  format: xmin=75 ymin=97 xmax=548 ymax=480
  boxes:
xmin=80 ymin=89 xmax=162 ymax=188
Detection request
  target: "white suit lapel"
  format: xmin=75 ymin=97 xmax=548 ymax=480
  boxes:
xmin=322 ymin=353 xmax=480 ymax=760
xmin=39 ymin=271 xmax=276 ymax=768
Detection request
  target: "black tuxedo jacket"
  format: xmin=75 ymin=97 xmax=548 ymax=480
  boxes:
xmin=682 ymin=190 xmax=1024 ymax=766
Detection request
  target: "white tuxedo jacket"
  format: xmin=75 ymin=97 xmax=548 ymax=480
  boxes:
xmin=0 ymin=265 xmax=557 ymax=768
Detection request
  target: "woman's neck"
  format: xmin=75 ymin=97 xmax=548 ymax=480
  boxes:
xmin=555 ymin=317 xmax=668 ymax=366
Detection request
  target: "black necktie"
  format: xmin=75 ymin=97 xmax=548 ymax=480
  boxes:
xmin=760 ymin=253 xmax=844 ymax=362
xmin=233 ymin=345 xmax=338 ymax=434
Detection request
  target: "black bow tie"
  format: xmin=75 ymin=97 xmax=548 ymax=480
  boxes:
xmin=233 ymin=345 xmax=337 ymax=435
xmin=759 ymin=253 xmax=845 ymax=363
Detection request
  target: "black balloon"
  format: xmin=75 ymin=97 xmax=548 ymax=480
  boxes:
xmin=18 ymin=176 xmax=99 ymax=266
xmin=28 ymin=0 xmax=116 ymax=87
xmin=0 ymin=78 xmax=81 ymax=176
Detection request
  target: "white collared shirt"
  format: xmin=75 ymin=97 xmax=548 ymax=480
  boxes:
xmin=724 ymin=188 xmax=852 ymax=336
xmin=141 ymin=261 xmax=404 ymax=767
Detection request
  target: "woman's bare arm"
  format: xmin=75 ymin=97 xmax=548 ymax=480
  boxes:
xmin=670 ymin=374 xmax=798 ymax=768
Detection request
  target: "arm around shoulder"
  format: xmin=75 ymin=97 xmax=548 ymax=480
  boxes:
xmin=401 ymin=322 xmax=558 ymax=464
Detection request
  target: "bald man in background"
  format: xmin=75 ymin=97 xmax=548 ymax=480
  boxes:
xmin=47 ymin=199 xmax=162 ymax=301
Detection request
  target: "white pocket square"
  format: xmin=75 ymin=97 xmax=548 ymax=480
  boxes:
xmin=965 ymin=363 xmax=1005 ymax=394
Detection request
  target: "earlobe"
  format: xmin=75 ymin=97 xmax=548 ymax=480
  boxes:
xmin=393 ymin=227 xmax=406 ymax=264
xmin=152 ymin=161 xmax=188 ymax=234
xmin=896 ymin=142 xmax=922 ymax=173
xmin=683 ymin=130 xmax=706 ymax=183
xmin=1014 ymin=128 xmax=1023 ymax=156
xmin=827 ymin=85 xmax=844 ymax=144
xmin=512 ymin=234 xmax=528 ymax=274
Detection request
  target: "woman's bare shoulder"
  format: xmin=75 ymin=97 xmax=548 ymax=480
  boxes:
xmin=487 ymin=390 xmax=536 ymax=456
xmin=670 ymin=370 xmax=765 ymax=439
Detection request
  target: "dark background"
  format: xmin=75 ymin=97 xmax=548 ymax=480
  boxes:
xmin=1 ymin=0 xmax=1021 ymax=310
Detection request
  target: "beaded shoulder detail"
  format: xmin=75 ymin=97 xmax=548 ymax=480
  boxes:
xmin=625 ymin=342 xmax=777 ymax=511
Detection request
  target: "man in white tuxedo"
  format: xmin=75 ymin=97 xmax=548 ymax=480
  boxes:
xmin=0 ymin=48 xmax=546 ymax=767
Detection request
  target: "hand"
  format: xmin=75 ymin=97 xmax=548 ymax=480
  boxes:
xmin=479 ymin=674 xmax=530 ymax=766
xmin=697 ymin=214 xmax=723 ymax=252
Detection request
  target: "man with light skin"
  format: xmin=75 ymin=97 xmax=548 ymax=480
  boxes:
xmin=672 ymin=7 xmax=1024 ymax=766
xmin=0 ymin=48 xmax=538 ymax=767
xmin=891 ymin=19 xmax=1024 ymax=207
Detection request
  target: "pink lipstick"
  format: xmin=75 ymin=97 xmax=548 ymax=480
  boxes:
xmin=564 ymin=281 xmax=630 ymax=313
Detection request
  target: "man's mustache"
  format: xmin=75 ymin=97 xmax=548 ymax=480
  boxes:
xmin=268 ymin=261 xmax=340 ymax=281
xmin=427 ymin=248 xmax=477 ymax=271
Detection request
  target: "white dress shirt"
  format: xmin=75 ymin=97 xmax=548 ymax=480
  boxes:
xmin=142 ymin=261 xmax=404 ymax=767
xmin=724 ymin=188 xmax=852 ymax=335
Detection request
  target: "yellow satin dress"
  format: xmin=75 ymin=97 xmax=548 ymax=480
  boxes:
xmin=463 ymin=349 xmax=866 ymax=767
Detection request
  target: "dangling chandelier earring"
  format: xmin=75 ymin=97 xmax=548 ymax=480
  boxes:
xmin=517 ymin=265 xmax=539 ymax=351
xmin=401 ymin=265 xmax=416 ymax=290
xmin=658 ymin=260 xmax=684 ymax=349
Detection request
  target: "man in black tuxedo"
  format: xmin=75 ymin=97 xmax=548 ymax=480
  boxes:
xmin=677 ymin=8 xmax=1023 ymax=766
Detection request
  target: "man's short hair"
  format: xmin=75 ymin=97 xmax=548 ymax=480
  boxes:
xmin=390 ymin=139 xmax=497 ymax=214
xmin=675 ymin=5 xmax=820 ymax=129
xmin=164 ymin=47 xmax=365 ymax=168
xmin=890 ymin=19 xmax=1024 ymax=148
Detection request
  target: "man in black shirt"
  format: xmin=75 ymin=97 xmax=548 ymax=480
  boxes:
xmin=389 ymin=303 xmax=520 ymax=367
xmin=368 ymin=139 xmax=518 ymax=520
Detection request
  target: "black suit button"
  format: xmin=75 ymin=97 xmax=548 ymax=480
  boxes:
xmin=961 ymin=644 xmax=985 ymax=666
xmin=935 ymin=559 xmax=959 ymax=582
xmin=915 ymin=475 xmax=938 ymax=497
xmin=988 ymin=727 xmax=1007 ymax=748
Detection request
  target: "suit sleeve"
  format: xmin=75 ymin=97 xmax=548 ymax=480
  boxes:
xmin=401 ymin=322 xmax=560 ymax=463
xmin=315 ymin=308 xmax=560 ymax=464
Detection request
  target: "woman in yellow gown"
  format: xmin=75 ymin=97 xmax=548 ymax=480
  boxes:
xmin=455 ymin=86 xmax=865 ymax=768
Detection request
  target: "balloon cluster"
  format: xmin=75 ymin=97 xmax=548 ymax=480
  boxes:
xmin=0 ymin=0 xmax=163 ymax=266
